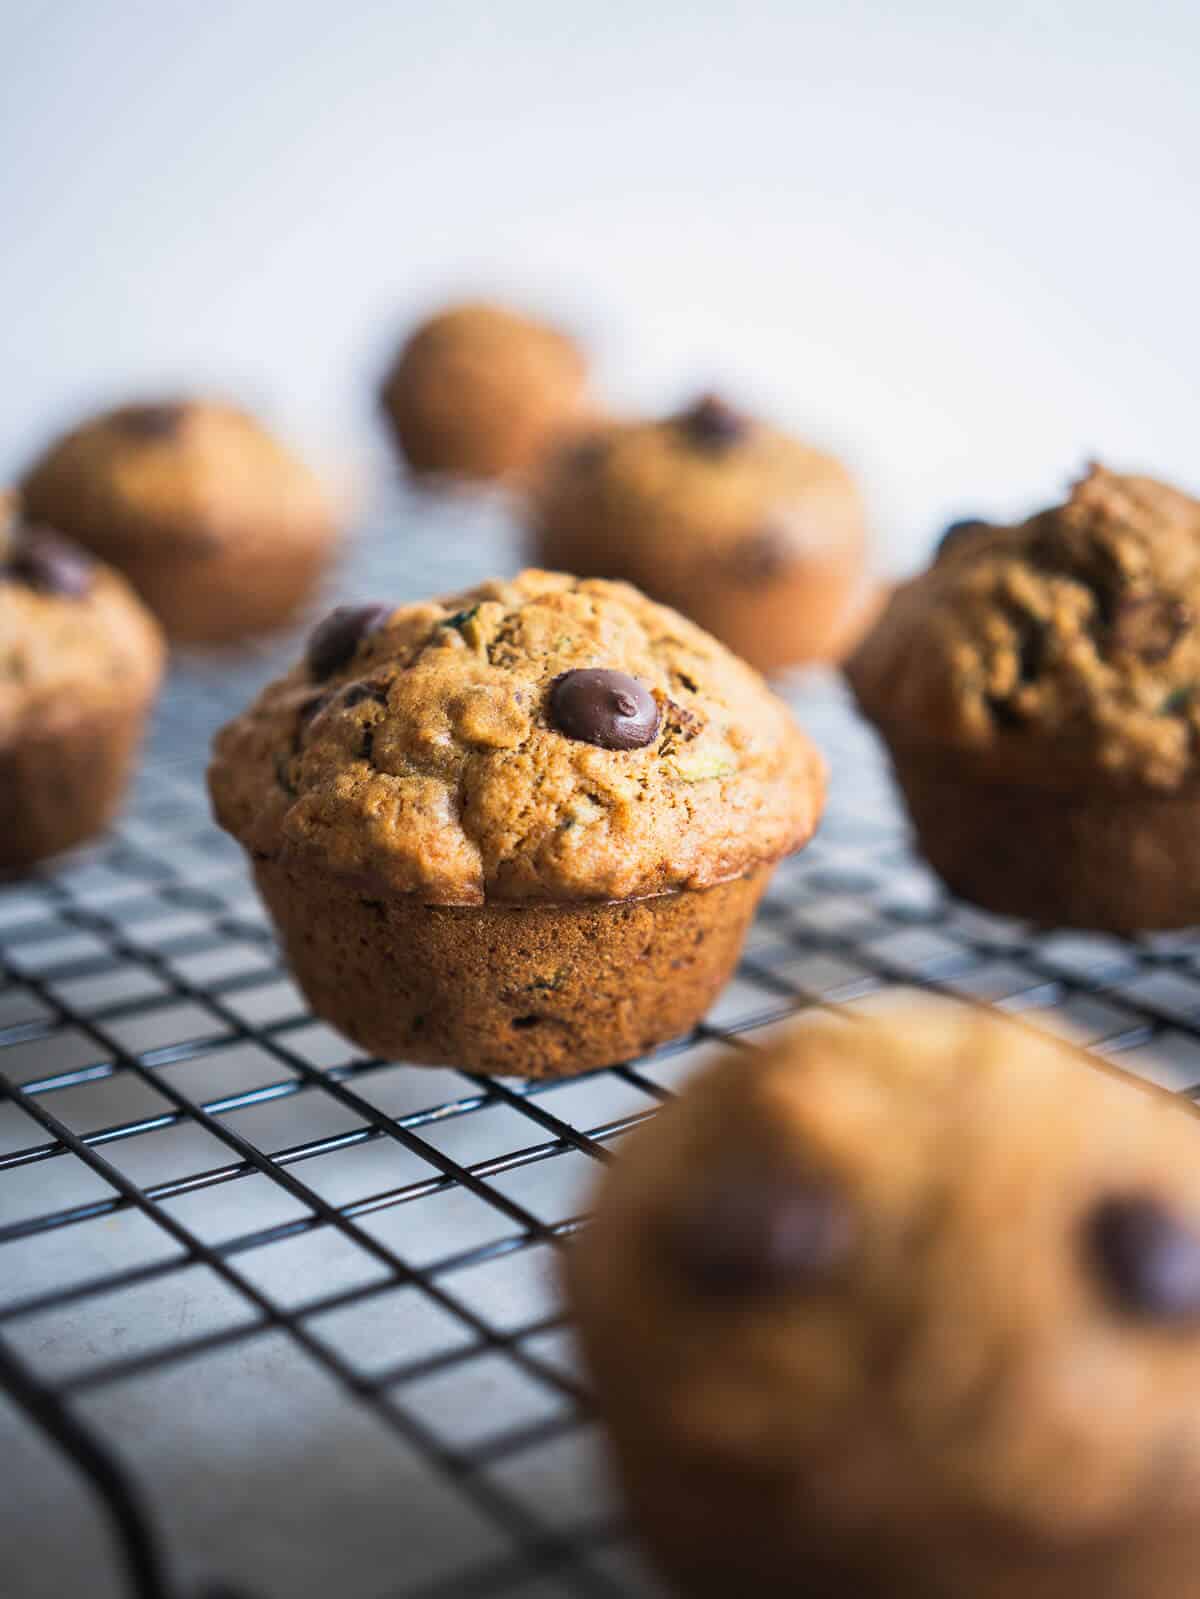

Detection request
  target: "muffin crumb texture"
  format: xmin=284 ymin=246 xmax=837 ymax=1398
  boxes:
xmin=210 ymin=569 xmax=824 ymax=905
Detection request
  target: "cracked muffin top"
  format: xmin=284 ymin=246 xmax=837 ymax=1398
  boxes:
xmin=20 ymin=398 xmax=337 ymax=560
xmin=531 ymin=395 xmax=865 ymax=587
xmin=848 ymin=464 xmax=1200 ymax=789
xmin=0 ymin=519 xmax=165 ymax=741
xmin=208 ymin=569 xmax=824 ymax=905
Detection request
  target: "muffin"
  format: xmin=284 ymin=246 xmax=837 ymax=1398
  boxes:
xmin=208 ymin=570 xmax=824 ymax=1077
xmin=528 ymin=394 xmax=877 ymax=675
xmin=20 ymin=399 xmax=340 ymax=642
xmin=569 ymin=999 xmax=1200 ymax=1599
xmin=1 ymin=519 xmax=165 ymax=870
xmin=380 ymin=301 xmax=594 ymax=485
xmin=848 ymin=464 xmax=1200 ymax=931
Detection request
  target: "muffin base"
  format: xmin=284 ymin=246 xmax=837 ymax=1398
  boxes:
xmin=888 ymin=744 xmax=1200 ymax=932
xmin=0 ymin=703 xmax=153 ymax=872
xmin=252 ymin=858 xmax=770 ymax=1077
xmin=606 ymin=1453 xmax=1200 ymax=1599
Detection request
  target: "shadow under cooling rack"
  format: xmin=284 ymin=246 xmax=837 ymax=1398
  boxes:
xmin=6 ymin=509 xmax=1200 ymax=1599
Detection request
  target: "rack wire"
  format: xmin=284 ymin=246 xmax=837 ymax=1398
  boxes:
xmin=6 ymin=496 xmax=1200 ymax=1599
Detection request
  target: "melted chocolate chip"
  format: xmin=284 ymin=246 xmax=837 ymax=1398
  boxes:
xmin=672 ymin=1165 xmax=854 ymax=1296
xmin=678 ymin=393 xmax=749 ymax=451
xmin=935 ymin=518 xmax=991 ymax=561
xmin=7 ymin=528 xmax=94 ymax=598
xmin=1086 ymin=1195 xmax=1200 ymax=1320
xmin=1110 ymin=593 xmax=1191 ymax=663
xmin=117 ymin=402 xmax=186 ymax=440
xmin=557 ymin=431 xmax=609 ymax=475
xmin=306 ymin=604 xmax=391 ymax=680
xmin=548 ymin=669 xmax=661 ymax=750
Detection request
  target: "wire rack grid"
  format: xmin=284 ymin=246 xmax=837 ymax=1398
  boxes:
xmin=6 ymin=495 xmax=1200 ymax=1599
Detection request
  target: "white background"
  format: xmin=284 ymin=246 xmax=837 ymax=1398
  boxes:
xmin=2 ymin=0 xmax=1197 ymax=568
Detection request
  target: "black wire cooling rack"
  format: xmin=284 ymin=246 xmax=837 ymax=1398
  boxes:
xmin=7 ymin=495 xmax=1200 ymax=1599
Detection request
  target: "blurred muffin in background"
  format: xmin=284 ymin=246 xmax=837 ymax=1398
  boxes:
xmin=1 ymin=518 xmax=164 ymax=870
xmin=20 ymin=399 xmax=341 ymax=643
xmin=380 ymin=300 xmax=594 ymax=485
xmin=847 ymin=463 xmax=1200 ymax=931
xmin=528 ymin=394 xmax=878 ymax=676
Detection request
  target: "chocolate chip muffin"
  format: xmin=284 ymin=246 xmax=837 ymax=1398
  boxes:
xmin=848 ymin=464 xmax=1200 ymax=931
xmin=379 ymin=301 xmax=594 ymax=485
xmin=208 ymin=570 xmax=824 ymax=1077
xmin=528 ymin=395 xmax=877 ymax=675
xmin=1 ymin=519 xmax=165 ymax=870
xmin=569 ymin=1000 xmax=1200 ymax=1599
xmin=20 ymin=399 xmax=340 ymax=643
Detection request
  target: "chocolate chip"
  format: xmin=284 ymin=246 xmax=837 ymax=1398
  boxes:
xmin=1018 ymin=621 xmax=1046 ymax=682
xmin=548 ymin=669 xmax=661 ymax=750
xmin=671 ymin=1165 xmax=853 ymax=1296
xmin=728 ymin=527 xmax=790 ymax=584
xmin=935 ymin=518 xmax=990 ymax=560
xmin=557 ymin=431 xmax=609 ymax=474
xmin=986 ymin=694 xmax=1026 ymax=730
xmin=117 ymin=402 xmax=186 ymax=439
xmin=1162 ymin=683 xmax=1197 ymax=716
xmin=677 ymin=393 xmax=749 ymax=451
xmin=439 ymin=605 xmax=480 ymax=633
xmin=1086 ymin=1195 xmax=1200 ymax=1320
xmin=306 ymin=604 xmax=391 ymax=680
xmin=7 ymin=528 xmax=94 ymax=598
xmin=1110 ymin=593 xmax=1191 ymax=663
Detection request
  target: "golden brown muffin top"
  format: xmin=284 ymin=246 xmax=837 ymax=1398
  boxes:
xmin=530 ymin=395 xmax=865 ymax=584
xmin=20 ymin=399 xmax=337 ymax=561
xmin=569 ymin=1000 xmax=1200 ymax=1538
xmin=208 ymin=569 xmax=824 ymax=905
xmin=381 ymin=301 xmax=591 ymax=483
xmin=849 ymin=464 xmax=1200 ymax=790
xmin=0 ymin=521 xmax=165 ymax=741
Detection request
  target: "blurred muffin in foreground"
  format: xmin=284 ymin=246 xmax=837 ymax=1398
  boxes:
xmin=528 ymin=394 xmax=878 ymax=675
xmin=848 ymin=463 xmax=1200 ymax=931
xmin=380 ymin=301 xmax=594 ymax=484
xmin=20 ymin=399 xmax=340 ymax=643
xmin=569 ymin=999 xmax=1200 ymax=1599
xmin=1 ymin=518 xmax=164 ymax=870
